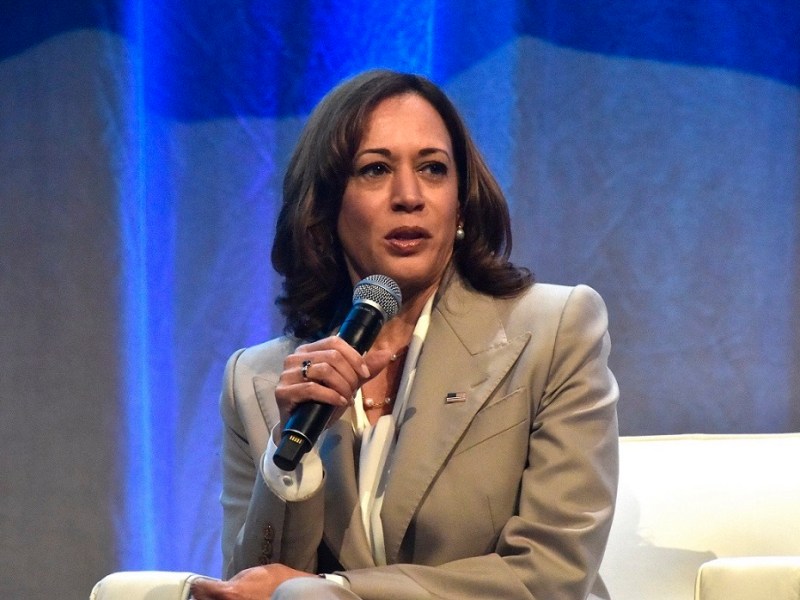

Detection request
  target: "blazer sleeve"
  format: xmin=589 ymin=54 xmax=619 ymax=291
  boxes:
xmin=341 ymin=285 xmax=619 ymax=600
xmin=219 ymin=348 xmax=254 ymax=576
xmin=219 ymin=347 xmax=326 ymax=579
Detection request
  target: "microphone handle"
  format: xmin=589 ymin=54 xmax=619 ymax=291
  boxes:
xmin=273 ymin=303 xmax=384 ymax=471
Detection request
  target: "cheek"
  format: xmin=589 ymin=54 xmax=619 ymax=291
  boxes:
xmin=338 ymin=188 xmax=371 ymax=229
xmin=443 ymin=196 xmax=460 ymax=235
xmin=433 ymin=208 xmax=459 ymax=260
xmin=336 ymin=197 xmax=371 ymax=258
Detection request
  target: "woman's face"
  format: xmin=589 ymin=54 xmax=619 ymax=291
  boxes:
xmin=337 ymin=93 xmax=460 ymax=301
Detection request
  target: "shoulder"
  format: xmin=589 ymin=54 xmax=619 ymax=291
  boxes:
xmin=502 ymin=284 xmax=610 ymax=355
xmin=219 ymin=336 xmax=300 ymax=447
xmin=516 ymin=282 xmax=606 ymax=318
xmin=239 ymin=336 xmax=299 ymax=369
xmin=507 ymin=281 xmax=603 ymax=307
xmin=434 ymin=276 xmax=609 ymax=353
xmin=223 ymin=336 xmax=301 ymax=386
xmin=485 ymin=281 xmax=608 ymax=332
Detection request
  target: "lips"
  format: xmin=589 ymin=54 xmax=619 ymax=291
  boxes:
xmin=386 ymin=226 xmax=431 ymax=240
xmin=385 ymin=226 xmax=431 ymax=252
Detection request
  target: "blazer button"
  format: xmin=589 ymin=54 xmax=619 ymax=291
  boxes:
xmin=259 ymin=540 xmax=273 ymax=564
xmin=259 ymin=523 xmax=275 ymax=564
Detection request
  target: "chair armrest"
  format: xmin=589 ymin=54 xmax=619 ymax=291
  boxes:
xmin=90 ymin=571 xmax=217 ymax=600
xmin=694 ymin=556 xmax=800 ymax=600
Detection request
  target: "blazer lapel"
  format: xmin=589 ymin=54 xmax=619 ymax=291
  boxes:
xmin=380 ymin=279 xmax=531 ymax=564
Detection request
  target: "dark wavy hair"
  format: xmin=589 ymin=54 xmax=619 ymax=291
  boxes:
xmin=272 ymin=69 xmax=533 ymax=340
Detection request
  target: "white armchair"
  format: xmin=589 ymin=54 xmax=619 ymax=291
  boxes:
xmin=90 ymin=570 xmax=214 ymax=600
xmin=600 ymin=433 xmax=800 ymax=600
xmin=92 ymin=433 xmax=800 ymax=600
xmin=695 ymin=556 xmax=800 ymax=600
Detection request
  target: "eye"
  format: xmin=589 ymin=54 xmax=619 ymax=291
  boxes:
xmin=420 ymin=161 xmax=449 ymax=178
xmin=357 ymin=162 xmax=390 ymax=178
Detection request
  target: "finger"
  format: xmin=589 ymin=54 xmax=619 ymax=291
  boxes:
xmin=275 ymin=379 xmax=351 ymax=417
xmin=299 ymin=351 xmax=362 ymax=396
xmin=299 ymin=359 xmax=313 ymax=382
xmin=279 ymin=357 xmax=357 ymax=405
xmin=363 ymin=347 xmax=394 ymax=382
xmin=285 ymin=345 xmax=366 ymax=399
xmin=279 ymin=351 xmax=351 ymax=401
xmin=296 ymin=337 xmax=370 ymax=378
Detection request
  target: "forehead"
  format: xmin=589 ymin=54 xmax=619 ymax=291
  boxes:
xmin=360 ymin=93 xmax=453 ymax=150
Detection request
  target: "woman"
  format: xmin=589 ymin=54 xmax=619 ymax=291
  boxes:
xmin=191 ymin=70 xmax=618 ymax=600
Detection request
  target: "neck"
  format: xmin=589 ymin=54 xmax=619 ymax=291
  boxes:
xmin=372 ymin=284 xmax=435 ymax=354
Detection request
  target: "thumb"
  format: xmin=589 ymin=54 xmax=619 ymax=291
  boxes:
xmin=189 ymin=577 xmax=229 ymax=599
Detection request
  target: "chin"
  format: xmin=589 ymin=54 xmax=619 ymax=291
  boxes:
xmin=395 ymin=275 xmax=443 ymax=301
xmin=362 ymin=258 xmax=449 ymax=298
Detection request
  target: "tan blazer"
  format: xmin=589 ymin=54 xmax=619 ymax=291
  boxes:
xmin=219 ymin=276 xmax=619 ymax=600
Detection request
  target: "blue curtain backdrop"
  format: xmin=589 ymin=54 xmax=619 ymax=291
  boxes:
xmin=1 ymin=1 xmax=798 ymax=597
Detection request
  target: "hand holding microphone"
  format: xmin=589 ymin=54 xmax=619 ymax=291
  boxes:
xmin=273 ymin=275 xmax=402 ymax=471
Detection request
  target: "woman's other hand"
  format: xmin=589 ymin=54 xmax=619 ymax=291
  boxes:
xmin=190 ymin=564 xmax=315 ymax=599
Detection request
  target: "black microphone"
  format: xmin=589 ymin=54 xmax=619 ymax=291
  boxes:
xmin=273 ymin=274 xmax=402 ymax=471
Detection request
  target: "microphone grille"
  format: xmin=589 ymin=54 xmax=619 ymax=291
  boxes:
xmin=352 ymin=275 xmax=402 ymax=320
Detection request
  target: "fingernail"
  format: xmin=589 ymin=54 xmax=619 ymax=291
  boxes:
xmin=360 ymin=364 xmax=370 ymax=378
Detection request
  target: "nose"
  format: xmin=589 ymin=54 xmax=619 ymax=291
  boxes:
xmin=390 ymin=166 xmax=424 ymax=212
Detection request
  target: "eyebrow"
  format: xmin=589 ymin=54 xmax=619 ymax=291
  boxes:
xmin=355 ymin=147 xmax=452 ymax=160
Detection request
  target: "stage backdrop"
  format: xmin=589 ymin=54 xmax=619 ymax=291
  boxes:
xmin=1 ymin=1 xmax=798 ymax=597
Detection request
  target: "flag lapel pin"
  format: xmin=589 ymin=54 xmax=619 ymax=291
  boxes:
xmin=445 ymin=391 xmax=467 ymax=404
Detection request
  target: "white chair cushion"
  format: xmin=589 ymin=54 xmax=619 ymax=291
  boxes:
xmin=601 ymin=434 xmax=800 ymax=600
xmin=695 ymin=556 xmax=800 ymax=600
xmin=90 ymin=571 xmax=213 ymax=600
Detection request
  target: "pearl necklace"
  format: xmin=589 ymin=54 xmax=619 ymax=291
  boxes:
xmin=363 ymin=396 xmax=393 ymax=409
